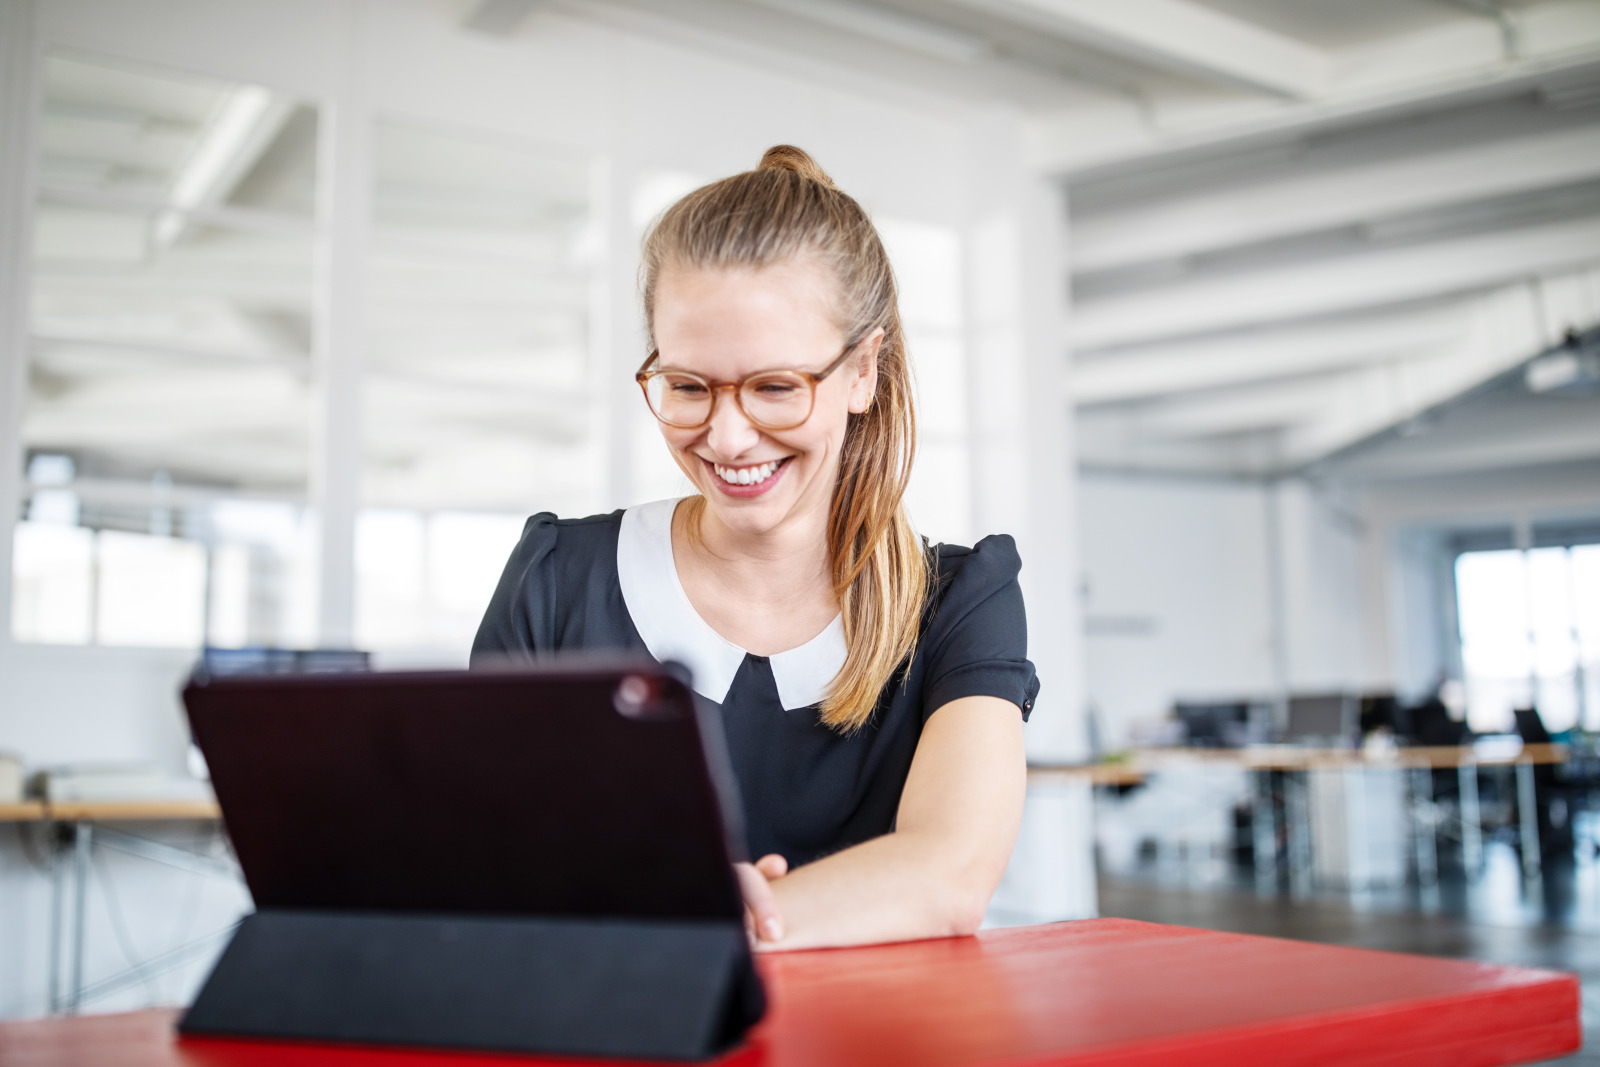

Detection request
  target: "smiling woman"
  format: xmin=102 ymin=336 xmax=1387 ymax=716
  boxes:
xmin=473 ymin=146 xmax=1038 ymax=951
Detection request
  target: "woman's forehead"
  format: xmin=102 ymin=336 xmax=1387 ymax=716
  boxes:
xmin=653 ymin=262 xmax=844 ymax=371
xmin=657 ymin=259 xmax=837 ymax=318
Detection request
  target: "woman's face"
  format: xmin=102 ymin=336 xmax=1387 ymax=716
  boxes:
xmin=651 ymin=259 xmax=878 ymax=540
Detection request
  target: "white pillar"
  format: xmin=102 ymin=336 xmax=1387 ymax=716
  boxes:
xmin=965 ymin=106 xmax=1094 ymax=922
xmin=0 ymin=0 xmax=39 ymax=653
xmin=310 ymin=0 xmax=369 ymax=648
xmin=597 ymin=150 xmax=646 ymax=513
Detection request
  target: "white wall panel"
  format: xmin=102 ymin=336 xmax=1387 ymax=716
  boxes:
xmin=1078 ymin=474 xmax=1276 ymax=746
xmin=1275 ymin=480 xmax=1375 ymax=693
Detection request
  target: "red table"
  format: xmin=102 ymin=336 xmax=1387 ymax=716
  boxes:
xmin=0 ymin=919 xmax=1579 ymax=1067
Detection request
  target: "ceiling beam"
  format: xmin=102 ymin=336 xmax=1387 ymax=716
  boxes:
xmin=1282 ymin=279 xmax=1596 ymax=468
xmin=1284 ymin=350 xmax=1518 ymax=469
xmin=1074 ymin=278 xmax=1600 ymax=471
xmin=1073 ymin=217 xmax=1600 ymax=352
xmin=1323 ymin=400 xmax=1600 ymax=481
xmin=1096 ymin=376 xmax=1333 ymax=441
xmin=946 ymin=0 xmax=1328 ymax=97
xmin=745 ymin=0 xmax=988 ymax=64
xmin=1041 ymin=45 xmax=1600 ymax=182
xmin=1071 ymin=306 xmax=1470 ymax=406
xmin=462 ymin=0 xmax=544 ymax=36
xmin=1072 ymin=125 xmax=1600 ymax=275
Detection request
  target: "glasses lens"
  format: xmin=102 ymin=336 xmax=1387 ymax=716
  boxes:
xmin=645 ymin=372 xmax=712 ymax=427
xmin=740 ymin=371 xmax=812 ymax=429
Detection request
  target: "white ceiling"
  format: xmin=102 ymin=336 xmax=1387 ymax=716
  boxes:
xmin=497 ymin=0 xmax=1600 ymax=479
xmin=28 ymin=55 xmax=598 ymax=513
xmin=1066 ymin=59 xmax=1600 ymax=478
xmin=25 ymin=0 xmax=1600 ymax=512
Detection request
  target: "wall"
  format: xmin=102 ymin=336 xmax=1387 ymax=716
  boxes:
xmin=1276 ymin=479 xmax=1384 ymax=695
xmin=1079 ymin=474 xmax=1276 ymax=747
xmin=0 ymin=646 xmax=196 ymax=774
xmin=1079 ymin=472 xmax=1381 ymax=747
xmin=1081 ymin=457 xmax=1600 ymax=751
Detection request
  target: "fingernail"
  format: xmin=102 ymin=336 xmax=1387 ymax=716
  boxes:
xmin=762 ymin=919 xmax=783 ymax=941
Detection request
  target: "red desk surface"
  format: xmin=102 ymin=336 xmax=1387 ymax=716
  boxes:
xmin=0 ymin=919 xmax=1579 ymax=1067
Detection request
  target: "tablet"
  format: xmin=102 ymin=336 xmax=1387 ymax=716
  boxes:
xmin=183 ymin=659 xmax=747 ymax=921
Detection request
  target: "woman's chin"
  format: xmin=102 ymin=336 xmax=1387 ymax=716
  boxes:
xmin=697 ymin=478 xmax=805 ymax=534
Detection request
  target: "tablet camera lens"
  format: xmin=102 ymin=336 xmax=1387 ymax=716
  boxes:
xmin=614 ymin=674 xmax=653 ymax=718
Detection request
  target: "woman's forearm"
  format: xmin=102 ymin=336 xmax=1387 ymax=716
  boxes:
xmin=759 ymin=696 xmax=1027 ymax=951
xmin=765 ymin=827 xmax=997 ymax=950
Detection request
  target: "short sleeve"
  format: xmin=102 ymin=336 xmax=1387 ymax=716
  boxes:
xmin=919 ymin=534 xmax=1040 ymax=723
xmin=470 ymin=513 xmax=560 ymax=665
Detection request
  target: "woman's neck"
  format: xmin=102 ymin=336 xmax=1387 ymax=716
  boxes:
xmin=671 ymin=496 xmax=838 ymax=656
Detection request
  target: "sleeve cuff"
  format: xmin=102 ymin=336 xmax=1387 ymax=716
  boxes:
xmin=925 ymin=660 xmax=1039 ymax=722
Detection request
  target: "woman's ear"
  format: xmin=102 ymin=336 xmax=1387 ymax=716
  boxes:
xmin=846 ymin=328 xmax=884 ymax=414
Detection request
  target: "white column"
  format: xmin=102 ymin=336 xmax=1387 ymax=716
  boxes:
xmin=0 ymin=0 xmax=39 ymax=652
xmin=310 ymin=0 xmax=370 ymax=648
xmin=597 ymin=151 xmax=646 ymax=513
xmin=965 ymin=107 xmax=1085 ymax=762
xmin=965 ymin=106 xmax=1094 ymax=922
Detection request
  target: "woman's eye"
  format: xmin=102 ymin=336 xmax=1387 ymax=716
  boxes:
xmin=753 ymin=381 xmax=800 ymax=397
xmin=668 ymin=381 xmax=709 ymax=397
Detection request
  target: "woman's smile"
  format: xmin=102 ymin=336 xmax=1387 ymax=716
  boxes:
xmin=705 ymin=455 xmax=792 ymax=496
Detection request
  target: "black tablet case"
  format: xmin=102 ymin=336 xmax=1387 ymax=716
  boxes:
xmin=179 ymin=663 xmax=764 ymax=1061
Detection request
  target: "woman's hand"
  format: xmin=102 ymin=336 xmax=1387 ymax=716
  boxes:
xmin=734 ymin=853 xmax=789 ymax=946
xmin=725 ymin=696 xmax=1025 ymax=951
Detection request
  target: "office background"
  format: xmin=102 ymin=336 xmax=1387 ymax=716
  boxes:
xmin=0 ymin=0 xmax=1598 ymax=1034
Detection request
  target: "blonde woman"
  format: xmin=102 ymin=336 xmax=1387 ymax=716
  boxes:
xmin=474 ymin=146 xmax=1036 ymax=950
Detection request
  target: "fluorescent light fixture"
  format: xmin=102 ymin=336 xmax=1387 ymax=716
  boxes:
xmin=154 ymin=86 xmax=290 ymax=246
xmin=1525 ymin=348 xmax=1600 ymax=394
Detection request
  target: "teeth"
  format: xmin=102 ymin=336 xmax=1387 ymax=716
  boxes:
xmin=714 ymin=460 xmax=780 ymax=485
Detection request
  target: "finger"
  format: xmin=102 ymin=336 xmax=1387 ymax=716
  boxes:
xmin=754 ymin=853 xmax=788 ymax=880
xmin=734 ymin=862 xmax=784 ymax=942
xmin=734 ymin=863 xmax=761 ymax=935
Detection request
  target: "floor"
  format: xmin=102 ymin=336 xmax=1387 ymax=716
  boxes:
xmin=1097 ymin=838 xmax=1600 ymax=1065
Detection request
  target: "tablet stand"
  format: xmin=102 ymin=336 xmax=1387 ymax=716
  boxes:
xmin=179 ymin=909 xmax=766 ymax=1061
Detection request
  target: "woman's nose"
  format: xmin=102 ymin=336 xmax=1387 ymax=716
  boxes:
xmin=704 ymin=388 xmax=760 ymax=456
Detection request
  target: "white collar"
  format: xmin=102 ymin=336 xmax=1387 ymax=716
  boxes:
xmin=616 ymin=498 xmax=846 ymax=711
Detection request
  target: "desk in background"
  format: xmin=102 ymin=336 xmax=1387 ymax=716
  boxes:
xmin=1033 ymin=743 xmax=1570 ymax=894
xmin=0 ymin=799 xmax=226 ymax=1016
xmin=0 ymin=918 xmax=1578 ymax=1066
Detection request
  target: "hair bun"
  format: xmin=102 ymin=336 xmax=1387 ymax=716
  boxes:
xmin=757 ymin=145 xmax=837 ymax=188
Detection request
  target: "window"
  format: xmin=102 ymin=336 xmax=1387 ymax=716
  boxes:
xmin=876 ymin=217 xmax=969 ymax=547
xmin=11 ymin=521 xmax=93 ymax=643
xmin=354 ymin=509 xmax=525 ymax=655
xmin=1455 ymin=542 xmax=1600 ymax=733
xmin=356 ymin=121 xmax=596 ymax=657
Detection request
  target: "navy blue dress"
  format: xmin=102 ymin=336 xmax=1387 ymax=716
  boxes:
xmin=471 ymin=500 xmax=1037 ymax=867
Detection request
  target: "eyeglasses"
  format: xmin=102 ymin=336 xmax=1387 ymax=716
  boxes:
xmin=635 ymin=343 xmax=857 ymax=431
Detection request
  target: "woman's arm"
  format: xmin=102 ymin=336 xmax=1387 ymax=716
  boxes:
xmin=744 ymin=694 xmax=1026 ymax=951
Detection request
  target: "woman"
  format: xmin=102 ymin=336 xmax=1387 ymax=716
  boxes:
xmin=474 ymin=145 xmax=1037 ymax=950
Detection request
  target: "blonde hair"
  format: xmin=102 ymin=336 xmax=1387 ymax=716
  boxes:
xmin=641 ymin=145 xmax=928 ymax=733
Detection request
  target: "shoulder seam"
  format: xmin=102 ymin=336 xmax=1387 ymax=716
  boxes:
xmin=541 ymin=509 xmax=625 ymax=528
